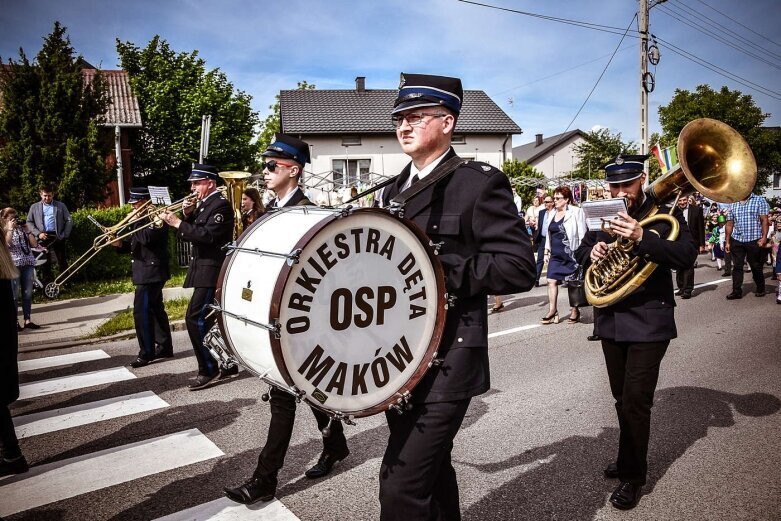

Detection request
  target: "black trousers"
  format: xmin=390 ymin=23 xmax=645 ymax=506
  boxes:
xmin=253 ymin=387 xmax=347 ymax=482
xmin=730 ymin=239 xmax=765 ymax=293
xmin=133 ymin=282 xmax=172 ymax=360
xmin=380 ymin=399 xmax=471 ymax=521
xmin=675 ymin=266 xmax=695 ymax=294
xmin=185 ymin=286 xmax=217 ymax=376
xmin=535 ymin=239 xmax=546 ymax=282
xmin=0 ymin=405 xmax=21 ymax=460
xmin=601 ymin=339 xmax=669 ymax=486
xmin=39 ymin=234 xmax=68 ymax=282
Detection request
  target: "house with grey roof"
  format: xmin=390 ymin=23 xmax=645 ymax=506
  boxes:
xmin=280 ymin=77 xmax=521 ymax=197
xmin=513 ymin=129 xmax=587 ymax=180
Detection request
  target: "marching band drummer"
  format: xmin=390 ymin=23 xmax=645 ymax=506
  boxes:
xmin=160 ymin=164 xmax=235 ymax=390
xmin=574 ymin=155 xmax=697 ymax=510
xmin=380 ymin=73 xmax=536 ymax=520
xmin=112 ymin=187 xmax=174 ymax=368
xmin=224 ymin=134 xmax=350 ymax=505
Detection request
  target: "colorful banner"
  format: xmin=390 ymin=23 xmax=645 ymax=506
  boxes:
xmin=651 ymin=144 xmax=679 ymax=173
xmin=651 ymin=145 xmax=667 ymax=174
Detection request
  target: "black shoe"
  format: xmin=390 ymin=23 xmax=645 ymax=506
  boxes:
xmin=154 ymin=344 xmax=174 ymax=359
xmin=609 ymin=481 xmax=642 ymax=510
xmin=16 ymin=322 xmax=23 ymax=332
xmin=0 ymin=454 xmax=29 ymax=477
xmin=24 ymin=321 xmax=41 ymax=330
xmin=305 ymin=449 xmax=349 ymax=479
xmin=604 ymin=462 xmax=619 ymax=479
xmin=224 ymin=476 xmax=276 ymax=504
xmin=587 ymin=334 xmax=601 ymax=342
xmin=681 ymin=292 xmax=692 ymax=299
xmin=130 ymin=357 xmax=153 ymax=368
xmin=755 ymin=290 xmax=766 ymax=297
xmin=188 ymin=373 xmax=218 ymax=391
xmin=674 ymin=289 xmax=683 ymax=296
xmin=219 ymin=364 xmax=239 ymax=380
xmin=722 ymin=271 xmax=732 ymax=277
xmin=726 ymin=291 xmax=742 ymax=300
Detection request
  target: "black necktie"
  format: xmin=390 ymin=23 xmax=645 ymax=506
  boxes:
xmin=408 ymin=174 xmax=419 ymax=189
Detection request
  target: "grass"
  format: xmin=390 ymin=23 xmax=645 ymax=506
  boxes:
xmin=85 ymin=296 xmax=191 ymax=338
xmin=33 ymin=270 xmax=187 ymax=303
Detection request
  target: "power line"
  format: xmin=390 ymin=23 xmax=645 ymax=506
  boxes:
xmin=689 ymin=0 xmax=781 ymax=49
xmin=668 ymin=0 xmax=781 ymax=61
xmin=657 ymin=4 xmax=781 ymax=70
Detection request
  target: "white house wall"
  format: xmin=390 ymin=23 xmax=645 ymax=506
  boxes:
xmin=298 ymin=133 xmax=513 ymax=191
xmin=528 ymin=136 xmax=587 ymax=180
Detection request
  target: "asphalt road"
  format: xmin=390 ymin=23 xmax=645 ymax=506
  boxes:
xmin=5 ymin=259 xmax=781 ymax=521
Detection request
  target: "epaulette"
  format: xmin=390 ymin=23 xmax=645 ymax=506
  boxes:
xmin=461 ymin=160 xmax=499 ymax=177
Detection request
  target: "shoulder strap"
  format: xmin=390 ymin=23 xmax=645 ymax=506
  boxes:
xmin=389 ymin=155 xmax=466 ymax=213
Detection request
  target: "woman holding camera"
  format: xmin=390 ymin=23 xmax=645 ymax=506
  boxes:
xmin=2 ymin=208 xmax=39 ymax=331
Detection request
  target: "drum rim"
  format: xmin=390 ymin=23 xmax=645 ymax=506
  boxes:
xmin=269 ymin=207 xmax=447 ymax=418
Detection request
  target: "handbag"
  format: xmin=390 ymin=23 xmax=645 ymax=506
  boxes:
xmin=567 ymin=265 xmax=590 ymax=308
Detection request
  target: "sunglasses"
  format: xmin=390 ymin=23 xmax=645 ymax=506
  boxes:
xmin=262 ymin=159 xmax=296 ymax=172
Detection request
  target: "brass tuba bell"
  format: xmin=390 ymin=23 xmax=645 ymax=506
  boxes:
xmin=585 ymin=118 xmax=757 ymax=308
xmin=219 ymin=171 xmax=252 ymax=240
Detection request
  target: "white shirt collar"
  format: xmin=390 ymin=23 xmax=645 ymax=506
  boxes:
xmin=276 ymin=187 xmax=300 ymax=208
xmin=404 ymin=149 xmax=450 ymax=190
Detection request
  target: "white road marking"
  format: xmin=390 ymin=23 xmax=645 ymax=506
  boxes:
xmin=0 ymin=429 xmax=224 ymax=518
xmin=18 ymin=367 xmax=136 ymax=400
xmin=13 ymin=391 xmax=169 ymax=439
xmin=488 ymin=324 xmax=541 ymax=339
xmin=693 ymin=278 xmax=730 ymax=289
xmin=18 ymin=350 xmax=110 ymax=373
xmin=153 ymin=497 xmax=302 ymax=521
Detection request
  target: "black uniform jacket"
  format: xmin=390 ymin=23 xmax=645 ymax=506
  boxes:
xmin=686 ymin=204 xmax=706 ymax=248
xmin=178 ymin=192 xmax=235 ymax=288
xmin=574 ymin=197 xmax=698 ymax=343
xmin=118 ymin=221 xmax=170 ymax=285
xmin=268 ymin=187 xmax=312 ymax=209
xmin=532 ymin=207 xmax=549 ymax=247
xmin=383 ymin=148 xmax=537 ymax=402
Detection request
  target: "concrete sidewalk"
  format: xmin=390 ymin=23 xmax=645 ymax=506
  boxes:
xmin=17 ymin=287 xmax=193 ymax=353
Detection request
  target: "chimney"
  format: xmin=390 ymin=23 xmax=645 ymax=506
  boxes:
xmin=535 ymin=133 xmax=543 ymax=146
xmin=355 ymin=76 xmax=366 ymax=92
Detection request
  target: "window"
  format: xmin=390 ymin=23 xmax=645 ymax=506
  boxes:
xmin=333 ymin=159 xmax=371 ymax=187
xmin=342 ymin=136 xmax=362 ymax=146
xmin=774 ymin=173 xmax=781 ymax=189
xmin=451 ymin=134 xmax=466 ymax=145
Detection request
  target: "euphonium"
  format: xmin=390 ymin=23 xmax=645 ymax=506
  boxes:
xmin=218 ymin=171 xmax=252 ymax=240
xmin=585 ymin=118 xmax=757 ymax=308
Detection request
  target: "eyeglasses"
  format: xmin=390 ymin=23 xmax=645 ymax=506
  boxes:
xmin=543 ymin=200 xmax=553 ymax=204
xmin=391 ymin=112 xmax=446 ymax=128
xmin=262 ymin=159 xmax=296 ymax=172
xmin=553 ymin=195 xmax=565 ymax=200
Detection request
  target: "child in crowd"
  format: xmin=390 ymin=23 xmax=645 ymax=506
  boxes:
xmin=710 ymin=214 xmax=727 ymax=271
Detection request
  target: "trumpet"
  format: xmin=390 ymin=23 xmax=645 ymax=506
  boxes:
xmin=43 ymin=192 xmax=200 ymax=298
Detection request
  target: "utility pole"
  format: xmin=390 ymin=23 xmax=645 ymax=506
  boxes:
xmin=639 ymin=0 xmax=649 ymax=183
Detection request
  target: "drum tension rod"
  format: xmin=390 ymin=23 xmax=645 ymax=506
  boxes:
xmin=429 ymin=240 xmax=444 ymax=254
xmin=446 ymin=293 xmax=457 ymax=308
xmin=224 ymin=245 xmax=302 ymax=265
xmin=207 ymin=305 xmax=282 ymax=338
xmin=389 ymin=391 xmax=413 ymax=415
xmin=322 ymin=412 xmax=356 ymax=437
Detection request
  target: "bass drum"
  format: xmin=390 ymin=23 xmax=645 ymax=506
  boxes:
xmin=215 ymin=206 xmax=446 ymax=418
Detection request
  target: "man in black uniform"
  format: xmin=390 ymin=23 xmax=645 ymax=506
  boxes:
xmin=161 ymin=164 xmax=234 ymax=390
xmin=224 ymin=134 xmax=349 ymax=505
xmin=675 ymin=194 xmax=705 ymax=299
xmin=379 ymin=73 xmax=536 ymax=520
xmin=574 ymin=155 xmax=697 ymax=510
xmin=113 ymin=187 xmax=174 ymax=367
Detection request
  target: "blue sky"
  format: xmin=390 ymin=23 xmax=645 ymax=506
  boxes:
xmin=1 ymin=0 xmax=779 ymax=147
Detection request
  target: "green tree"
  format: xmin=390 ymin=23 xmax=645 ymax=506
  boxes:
xmin=116 ymin=36 xmax=260 ymax=196
xmin=502 ymin=158 xmax=546 ymax=206
xmin=570 ymin=128 xmax=637 ymax=180
xmin=657 ymin=85 xmax=778 ymax=193
xmin=256 ymin=80 xmax=316 ymax=158
xmin=0 ymin=22 xmax=111 ymax=210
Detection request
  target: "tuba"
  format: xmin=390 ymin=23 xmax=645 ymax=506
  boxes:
xmin=219 ymin=171 xmax=252 ymax=240
xmin=585 ymin=118 xmax=757 ymax=308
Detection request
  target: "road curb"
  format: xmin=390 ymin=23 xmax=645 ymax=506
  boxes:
xmin=18 ymin=320 xmax=188 ymax=353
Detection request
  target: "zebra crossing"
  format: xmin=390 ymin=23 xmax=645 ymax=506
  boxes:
xmin=4 ymin=346 xmax=302 ymax=520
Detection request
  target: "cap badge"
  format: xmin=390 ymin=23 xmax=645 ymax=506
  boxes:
xmin=214 ymin=213 xmax=223 ymax=223
xmin=615 ymin=156 xmax=625 ymax=165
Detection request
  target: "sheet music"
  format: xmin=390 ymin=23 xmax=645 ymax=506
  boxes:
xmin=581 ymin=198 xmax=628 ymax=231
xmin=147 ymin=186 xmax=172 ymax=205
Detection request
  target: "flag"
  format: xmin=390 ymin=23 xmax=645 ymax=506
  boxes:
xmin=650 ymin=145 xmax=667 ymax=174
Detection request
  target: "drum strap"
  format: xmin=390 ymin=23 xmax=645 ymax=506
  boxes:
xmin=389 ymin=155 xmax=466 ymax=215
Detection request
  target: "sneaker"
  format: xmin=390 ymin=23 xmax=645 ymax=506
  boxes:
xmin=130 ymin=357 xmax=152 ymax=368
xmin=23 ymin=321 xmax=41 ymax=330
xmin=0 ymin=454 xmax=29 ymax=477
xmin=189 ymin=373 xmax=218 ymax=391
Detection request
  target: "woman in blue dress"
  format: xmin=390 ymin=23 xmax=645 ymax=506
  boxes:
xmin=543 ymin=186 xmax=587 ymax=324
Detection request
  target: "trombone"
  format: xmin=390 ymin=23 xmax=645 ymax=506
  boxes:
xmin=43 ymin=192 xmax=199 ymax=298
